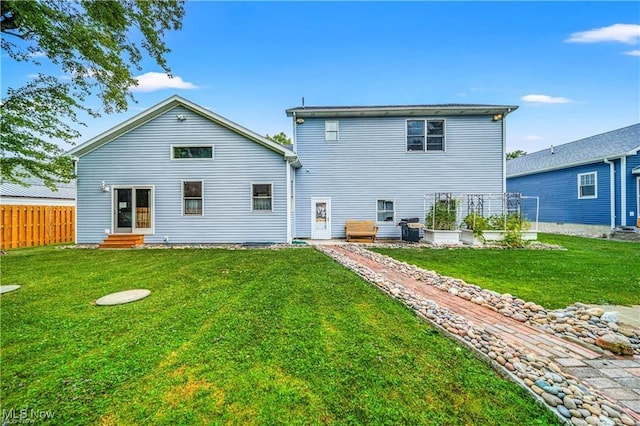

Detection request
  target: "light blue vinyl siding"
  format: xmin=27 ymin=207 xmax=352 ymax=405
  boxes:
xmin=507 ymin=162 xmax=613 ymax=226
xmin=76 ymin=106 xmax=288 ymax=243
xmin=294 ymin=116 xmax=504 ymax=238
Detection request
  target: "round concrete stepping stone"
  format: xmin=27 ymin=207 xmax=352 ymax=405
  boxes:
xmin=0 ymin=285 xmax=20 ymax=294
xmin=96 ymin=289 xmax=151 ymax=306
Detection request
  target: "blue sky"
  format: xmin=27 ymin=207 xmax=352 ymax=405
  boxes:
xmin=2 ymin=1 xmax=639 ymax=154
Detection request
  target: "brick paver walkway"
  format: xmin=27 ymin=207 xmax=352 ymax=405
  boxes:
xmin=326 ymin=245 xmax=640 ymax=422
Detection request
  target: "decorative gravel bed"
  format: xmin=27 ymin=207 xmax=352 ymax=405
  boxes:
xmin=317 ymin=244 xmax=639 ymax=426
xmin=342 ymin=244 xmax=639 ymax=355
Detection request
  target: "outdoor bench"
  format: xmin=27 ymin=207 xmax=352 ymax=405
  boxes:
xmin=345 ymin=220 xmax=379 ymax=242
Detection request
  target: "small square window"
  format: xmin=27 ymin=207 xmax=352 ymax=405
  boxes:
xmin=252 ymin=183 xmax=273 ymax=211
xmin=578 ymin=172 xmax=597 ymax=199
xmin=377 ymin=199 xmax=395 ymax=222
xmin=183 ymin=181 xmax=203 ymax=215
xmin=325 ymin=121 xmax=339 ymax=141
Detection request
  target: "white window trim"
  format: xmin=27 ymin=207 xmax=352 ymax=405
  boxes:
xmin=578 ymin=172 xmax=598 ymax=199
xmin=376 ymin=198 xmax=396 ymax=224
xmin=251 ymin=182 xmax=274 ymax=213
xmin=181 ymin=180 xmax=204 ymax=216
xmin=110 ymin=185 xmax=155 ymax=235
xmin=405 ymin=118 xmax=446 ymax=153
xmin=325 ymin=121 xmax=339 ymax=141
xmin=171 ymin=144 xmax=215 ymax=160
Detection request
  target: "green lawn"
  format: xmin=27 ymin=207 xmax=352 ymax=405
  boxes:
xmin=0 ymin=247 xmax=559 ymax=425
xmin=373 ymin=234 xmax=640 ymax=310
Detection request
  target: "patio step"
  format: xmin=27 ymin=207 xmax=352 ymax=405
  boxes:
xmin=99 ymin=234 xmax=145 ymax=249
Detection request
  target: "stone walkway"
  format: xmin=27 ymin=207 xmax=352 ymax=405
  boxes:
xmin=319 ymin=244 xmax=640 ymax=426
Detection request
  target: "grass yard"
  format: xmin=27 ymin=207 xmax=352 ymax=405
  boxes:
xmin=373 ymin=233 xmax=640 ymax=310
xmin=0 ymin=247 xmax=560 ymax=425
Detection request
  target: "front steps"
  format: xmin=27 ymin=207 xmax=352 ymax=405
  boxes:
xmin=99 ymin=234 xmax=145 ymax=249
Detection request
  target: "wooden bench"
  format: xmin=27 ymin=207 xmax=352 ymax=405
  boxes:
xmin=345 ymin=220 xmax=379 ymax=242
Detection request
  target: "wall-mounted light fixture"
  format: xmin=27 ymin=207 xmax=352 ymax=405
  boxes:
xmin=493 ymin=113 xmax=504 ymax=121
xmin=101 ymin=181 xmax=110 ymax=192
xmin=177 ymin=114 xmax=187 ymax=121
xmin=295 ymin=117 xmax=305 ymax=124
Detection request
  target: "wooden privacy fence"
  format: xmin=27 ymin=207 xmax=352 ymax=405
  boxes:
xmin=1 ymin=205 xmax=75 ymax=250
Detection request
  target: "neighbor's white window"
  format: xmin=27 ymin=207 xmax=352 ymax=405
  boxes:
xmin=183 ymin=181 xmax=203 ymax=215
xmin=578 ymin=172 xmax=597 ymax=199
xmin=252 ymin=183 xmax=273 ymax=212
xmin=325 ymin=121 xmax=339 ymax=141
xmin=172 ymin=145 xmax=214 ymax=159
xmin=406 ymin=119 xmax=445 ymax=152
xmin=377 ymin=199 xmax=395 ymax=223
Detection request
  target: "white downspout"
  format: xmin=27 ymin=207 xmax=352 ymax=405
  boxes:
xmin=286 ymin=161 xmax=292 ymax=243
xmin=501 ymin=114 xmax=506 ymax=193
xmin=621 ymin=156 xmax=627 ymax=226
xmin=604 ymin=158 xmax=616 ymax=229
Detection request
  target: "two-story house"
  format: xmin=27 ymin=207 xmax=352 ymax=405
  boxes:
xmin=67 ymin=96 xmax=517 ymax=244
xmin=287 ymin=104 xmax=517 ymax=239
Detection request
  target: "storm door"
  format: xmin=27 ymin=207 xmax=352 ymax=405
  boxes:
xmin=311 ymin=197 xmax=331 ymax=239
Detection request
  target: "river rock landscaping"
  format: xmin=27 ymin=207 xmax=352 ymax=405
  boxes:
xmin=317 ymin=244 xmax=639 ymax=426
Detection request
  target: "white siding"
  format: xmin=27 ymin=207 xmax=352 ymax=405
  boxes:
xmin=77 ymin=106 xmax=288 ymax=243
xmin=294 ymin=116 xmax=504 ymax=238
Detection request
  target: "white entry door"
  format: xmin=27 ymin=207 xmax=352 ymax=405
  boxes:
xmin=311 ymin=197 xmax=331 ymax=239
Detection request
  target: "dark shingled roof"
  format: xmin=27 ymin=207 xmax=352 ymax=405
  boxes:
xmin=286 ymin=103 xmax=518 ymax=118
xmin=507 ymin=123 xmax=640 ymax=177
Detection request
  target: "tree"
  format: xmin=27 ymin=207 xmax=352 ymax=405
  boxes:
xmin=1 ymin=0 xmax=185 ymax=188
xmin=266 ymin=132 xmax=292 ymax=145
xmin=506 ymin=150 xmax=527 ymax=160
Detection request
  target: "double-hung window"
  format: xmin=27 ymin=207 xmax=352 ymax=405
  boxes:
xmin=377 ymin=199 xmax=395 ymax=223
xmin=252 ymin=183 xmax=273 ymax=212
xmin=407 ymin=119 xmax=445 ymax=152
xmin=183 ymin=181 xmax=203 ymax=215
xmin=578 ymin=172 xmax=597 ymax=199
xmin=325 ymin=121 xmax=339 ymax=141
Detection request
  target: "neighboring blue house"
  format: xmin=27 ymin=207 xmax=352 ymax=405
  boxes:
xmin=507 ymin=124 xmax=640 ymax=235
xmin=67 ymin=96 xmax=300 ymax=244
xmin=286 ymin=104 xmax=517 ymax=239
xmin=68 ymin=96 xmax=518 ymax=243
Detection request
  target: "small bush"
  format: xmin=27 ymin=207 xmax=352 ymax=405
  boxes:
xmin=425 ymin=199 xmax=458 ymax=230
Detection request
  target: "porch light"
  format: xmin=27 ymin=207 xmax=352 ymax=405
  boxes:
xmin=296 ymin=117 xmax=304 ymax=124
xmin=493 ymin=113 xmax=503 ymax=121
xmin=101 ymin=181 xmax=110 ymax=192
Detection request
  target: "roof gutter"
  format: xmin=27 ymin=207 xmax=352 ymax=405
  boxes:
xmin=603 ymin=158 xmax=616 ymax=229
xmin=507 ymin=154 xmax=628 ymax=178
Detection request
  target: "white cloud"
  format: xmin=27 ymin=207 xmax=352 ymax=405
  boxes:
xmin=521 ymin=94 xmax=573 ymax=104
xmin=524 ymin=135 xmax=542 ymax=141
xmin=29 ymin=51 xmax=47 ymax=58
xmin=131 ymin=72 xmax=198 ymax=93
xmin=624 ymin=49 xmax=640 ymax=56
xmin=566 ymin=23 xmax=640 ymax=44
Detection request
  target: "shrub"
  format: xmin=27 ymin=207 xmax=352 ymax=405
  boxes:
xmin=425 ymin=199 xmax=458 ymax=230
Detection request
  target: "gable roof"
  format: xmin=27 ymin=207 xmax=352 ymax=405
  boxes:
xmin=507 ymin=123 xmax=640 ymax=178
xmin=286 ymin=104 xmax=518 ymax=118
xmin=66 ymin=95 xmax=300 ymax=166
